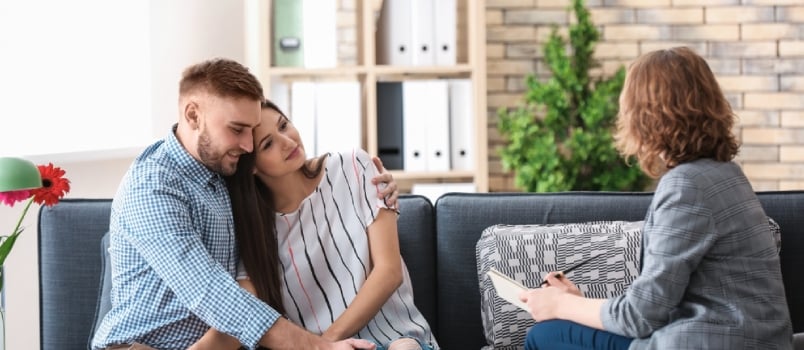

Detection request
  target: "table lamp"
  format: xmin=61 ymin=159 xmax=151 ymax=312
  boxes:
xmin=0 ymin=157 xmax=42 ymax=192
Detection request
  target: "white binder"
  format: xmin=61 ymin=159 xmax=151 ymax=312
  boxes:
xmin=290 ymin=82 xmax=318 ymax=156
xmin=448 ymin=79 xmax=474 ymax=171
xmin=402 ymin=81 xmax=430 ymax=171
xmin=376 ymin=0 xmax=412 ymax=66
xmin=411 ymin=182 xmax=476 ymax=206
xmin=411 ymin=0 xmax=436 ymax=66
xmin=402 ymin=80 xmax=450 ymax=171
xmin=423 ymin=80 xmax=450 ymax=171
xmin=434 ymin=0 xmax=457 ymax=66
xmin=269 ymin=79 xmax=290 ymax=115
xmin=314 ymin=81 xmax=361 ymax=155
xmin=302 ymin=0 xmax=336 ymax=68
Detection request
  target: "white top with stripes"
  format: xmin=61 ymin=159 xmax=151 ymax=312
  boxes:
xmin=239 ymin=149 xmax=439 ymax=348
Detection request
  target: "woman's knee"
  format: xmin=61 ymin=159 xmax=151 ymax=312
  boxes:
xmin=387 ymin=337 xmax=422 ymax=350
xmin=525 ymin=319 xmax=571 ymax=350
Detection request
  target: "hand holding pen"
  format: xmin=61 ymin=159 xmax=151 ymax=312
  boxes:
xmin=539 ymin=254 xmax=603 ymax=287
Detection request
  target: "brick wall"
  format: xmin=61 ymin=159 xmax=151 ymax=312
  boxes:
xmin=487 ymin=0 xmax=804 ymax=192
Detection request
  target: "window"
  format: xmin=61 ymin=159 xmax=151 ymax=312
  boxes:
xmin=0 ymin=0 xmax=152 ymax=159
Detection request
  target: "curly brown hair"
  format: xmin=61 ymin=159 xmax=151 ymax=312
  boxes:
xmin=614 ymin=47 xmax=739 ymax=178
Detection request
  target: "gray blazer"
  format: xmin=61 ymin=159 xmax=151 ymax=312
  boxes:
xmin=602 ymin=159 xmax=793 ymax=349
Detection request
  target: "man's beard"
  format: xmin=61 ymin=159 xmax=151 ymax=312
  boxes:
xmin=198 ymin=129 xmax=238 ymax=176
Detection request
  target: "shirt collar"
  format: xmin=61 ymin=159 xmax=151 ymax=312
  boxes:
xmin=165 ymin=123 xmax=225 ymax=188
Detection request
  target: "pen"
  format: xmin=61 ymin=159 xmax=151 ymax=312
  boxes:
xmin=539 ymin=254 xmax=603 ymax=287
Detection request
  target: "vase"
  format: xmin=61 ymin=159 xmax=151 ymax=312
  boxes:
xmin=0 ymin=265 xmax=5 ymax=350
xmin=0 ymin=304 xmax=5 ymax=350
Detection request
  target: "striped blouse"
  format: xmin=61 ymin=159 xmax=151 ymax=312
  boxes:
xmin=242 ymin=149 xmax=439 ymax=349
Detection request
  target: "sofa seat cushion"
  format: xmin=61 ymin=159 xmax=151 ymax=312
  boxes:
xmin=476 ymin=221 xmax=643 ymax=350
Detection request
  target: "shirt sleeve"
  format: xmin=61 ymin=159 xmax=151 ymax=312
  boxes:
xmin=120 ymin=179 xmax=279 ymax=347
xmin=348 ymin=149 xmax=390 ymax=226
xmin=601 ymin=171 xmax=717 ymax=338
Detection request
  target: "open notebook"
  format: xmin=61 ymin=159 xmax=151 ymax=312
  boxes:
xmin=486 ymin=268 xmax=530 ymax=312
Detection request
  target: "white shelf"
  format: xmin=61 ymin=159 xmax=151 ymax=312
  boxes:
xmin=248 ymin=0 xmax=488 ymax=192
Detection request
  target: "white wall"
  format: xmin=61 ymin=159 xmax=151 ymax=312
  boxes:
xmin=0 ymin=0 xmax=247 ymax=348
xmin=149 ymin=0 xmax=246 ymax=138
xmin=0 ymin=0 xmax=152 ymax=158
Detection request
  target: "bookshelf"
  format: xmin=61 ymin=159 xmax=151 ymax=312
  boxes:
xmin=245 ymin=0 xmax=488 ymax=192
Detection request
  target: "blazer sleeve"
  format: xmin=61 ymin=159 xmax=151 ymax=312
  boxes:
xmin=601 ymin=171 xmax=718 ymax=338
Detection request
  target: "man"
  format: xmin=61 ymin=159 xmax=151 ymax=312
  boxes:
xmin=92 ymin=58 xmax=391 ymax=349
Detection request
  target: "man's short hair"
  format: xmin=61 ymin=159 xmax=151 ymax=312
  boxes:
xmin=179 ymin=58 xmax=264 ymax=101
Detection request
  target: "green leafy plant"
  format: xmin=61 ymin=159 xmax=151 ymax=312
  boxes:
xmin=497 ymin=0 xmax=649 ymax=192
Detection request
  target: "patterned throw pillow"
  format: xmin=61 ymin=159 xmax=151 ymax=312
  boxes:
xmin=474 ymin=217 xmax=782 ymax=350
xmin=476 ymin=221 xmax=644 ymax=350
xmin=769 ymin=217 xmax=781 ymax=254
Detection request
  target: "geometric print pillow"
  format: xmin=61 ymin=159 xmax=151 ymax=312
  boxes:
xmin=769 ymin=217 xmax=781 ymax=254
xmin=476 ymin=221 xmax=644 ymax=350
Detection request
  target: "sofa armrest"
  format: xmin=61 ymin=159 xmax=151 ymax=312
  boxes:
xmin=396 ymin=195 xmax=438 ymax=333
xmin=38 ymin=199 xmax=112 ymax=350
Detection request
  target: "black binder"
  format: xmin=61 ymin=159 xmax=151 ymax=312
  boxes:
xmin=376 ymin=82 xmax=405 ymax=170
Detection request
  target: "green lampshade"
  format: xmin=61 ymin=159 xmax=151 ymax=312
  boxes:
xmin=0 ymin=157 xmax=42 ymax=192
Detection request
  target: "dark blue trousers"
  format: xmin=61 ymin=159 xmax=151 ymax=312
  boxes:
xmin=525 ymin=319 xmax=634 ymax=350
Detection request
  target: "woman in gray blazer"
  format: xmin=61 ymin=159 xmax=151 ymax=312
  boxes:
xmin=519 ymin=46 xmax=793 ymax=350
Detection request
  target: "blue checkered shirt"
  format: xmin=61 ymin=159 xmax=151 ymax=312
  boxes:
xmin=91 ymin=127 xmax=280 ymax=350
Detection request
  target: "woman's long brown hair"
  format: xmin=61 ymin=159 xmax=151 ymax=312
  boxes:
xmin=224 ymin=100 xmax=325 ymax=315
xmin=225 ymin=150 xmax=285 ymax=314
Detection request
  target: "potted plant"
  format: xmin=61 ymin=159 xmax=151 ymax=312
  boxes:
xmin=497 ymin=0 xmax=649 ymax=192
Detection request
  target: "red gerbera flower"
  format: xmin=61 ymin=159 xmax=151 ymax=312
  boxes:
xmin=30 ymin=163 xmax=71 ymax=206
xmin=0 ymin=189 xmax=32 ymax=206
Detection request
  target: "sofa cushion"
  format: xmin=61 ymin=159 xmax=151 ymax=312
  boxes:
xmin=476 ymin=221 xmax=643 ymax=350
xmin=756 ymin=191 xmax=804 ymax=333
xmin=89 ymin=232 xmax=112 ymax=345
xmin=435 ymin=192 xmax=654 ymax=350
xmin=38 ymin=198 xmax=112 ymax=350
xmin=396 ymin=195 xmax=438 ymax=331
xmin=84 ymin=195 xmax=438 ymax=346
xmin=769 ymin=217 xmax=781 ymax=254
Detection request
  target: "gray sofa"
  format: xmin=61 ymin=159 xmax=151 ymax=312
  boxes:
xmin=39 ymin=192 xmax=804 ymax=349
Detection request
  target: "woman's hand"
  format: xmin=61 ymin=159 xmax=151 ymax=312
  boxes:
xmin=331 ymin=338 xmax=377 ymax=350
xmin=518 ymin=273 xmax=582 ymax=322
xmin=371 ymin=157 xmax=400 ymax=211
xmin=542 ymin=272 xmax=582 ymax=296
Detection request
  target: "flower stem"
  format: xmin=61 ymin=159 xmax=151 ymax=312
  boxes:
xmin=0 ymin=196 xmax=34 ymax=268
xmin=12 ymin=197 xmax=34 ymax=236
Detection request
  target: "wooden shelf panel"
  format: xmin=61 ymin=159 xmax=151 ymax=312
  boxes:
xmin=265 ymin=66 xmax=367 ymax=78
xmin=389 ymin=170 xmax=475 ymax=181
xmin=264 ymin=64 xmax=474 ymax=79
xmin=372 ymin=64 xmax=473 ymax=76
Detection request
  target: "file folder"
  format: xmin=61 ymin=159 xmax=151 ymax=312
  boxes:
xmin=434 ymin=0 xmax=457 ymax=66
xmin=423 ymin=80 xmax=450 ymax=171
xmin=273 ymin=0 xmax=304 ymax=67
xmin=448 ymin=79 xmax=474 ymax=171
xmin=269 ymin=79 xmax=290 ymax=115
xmin=376 ymin=0 xmax=412 ymax=65
xmin=290 ymin=82 xmax=317 ymax=156
xmin=411 ymin=0 xmax=436 ymax=66
xmin=376 ymin=82 xmax=405 ymax=170
xmin=402 ymin=81 xmax=430 ymax=171
xmin=302 ymin=0 xmax=337 ymax=68
xmin=314 ymin=81 xmax=361 ymax=155
xmin=411 ymin=182 xmax=476 ymax=206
